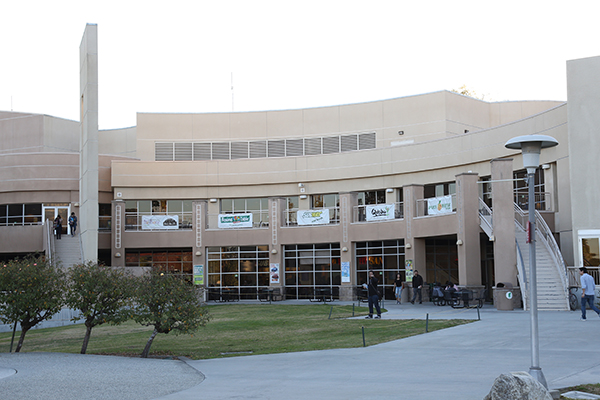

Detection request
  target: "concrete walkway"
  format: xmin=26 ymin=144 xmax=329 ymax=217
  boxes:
xmin=1 ymin=302 xmax=599 ymax=399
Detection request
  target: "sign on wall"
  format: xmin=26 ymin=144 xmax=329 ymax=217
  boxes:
xmin=142 ymin=215 xmax=179 ymax=230
xmin=270 ymin=263 xmax=280 ymax=284
xmin=297 ymin=209 xmax=329 ymax=225
xmin=366 ymin=204 xmax=395 ymax=221
xmin=218 ymin=213 xmax=253 ymax=228
xmin=405 ymin=260 xmax=414 ymax=282
xmin=427 ymin=195 xmax=452 ymax=215
xmin=193 ymin=265 xmax=204 ymax=285
xmin=341 ymin=262 xmax=350 ymax=283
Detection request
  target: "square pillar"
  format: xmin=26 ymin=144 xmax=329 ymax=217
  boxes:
xmin=455 ymin=172 xmax=481 ymax=285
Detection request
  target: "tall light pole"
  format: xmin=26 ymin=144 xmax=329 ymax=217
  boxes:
xmin=505 ymin=134 xmax=558 ymax=388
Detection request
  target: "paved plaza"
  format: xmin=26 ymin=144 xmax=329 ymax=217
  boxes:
xmin=1 ymin=302 xmax=599 ymax=399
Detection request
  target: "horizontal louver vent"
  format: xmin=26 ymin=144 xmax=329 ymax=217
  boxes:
xmin=249 ymin=141 xmax=267 ymax=158
xmin=231 ymin=142 xmax=249 ymax=159
xmin=268 ymin=140 xmax=285 ymax=158
xmin=212 ymin=142 xmax=230 ymax=160
xmin=341 ymin=134 xmax=358 ymax=152
xmin=155 ymin=132 xmax=375 ymax=160
xmin=322 ymin=136 xmax=340 ymax=154
xmin=174 ymin=142 xmax=193 ymax=161
xmin=359 ymin=132 xmax=376 ymax=150
xmin=193 ymin=143 xmax=211 ymax=160
xmin=286 ymin=139 xmax=303 ymax=157
xmin=155 ymin=143 xmax=174 ymax=161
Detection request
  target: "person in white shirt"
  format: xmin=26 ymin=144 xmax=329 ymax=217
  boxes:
xmin=579 ymin=267 xmax=600 ymax=320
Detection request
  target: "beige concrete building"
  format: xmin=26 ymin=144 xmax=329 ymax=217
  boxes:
xmin=2 ymin=26 xmax=600 ymax=309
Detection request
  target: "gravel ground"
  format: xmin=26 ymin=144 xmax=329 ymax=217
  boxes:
xmin=0 ymin=352 xmax=204 ymax=400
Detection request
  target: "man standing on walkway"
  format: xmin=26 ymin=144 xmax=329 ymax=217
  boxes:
xmin=579 ymin=267 xmax=600 ymax=320
xmin=364 ymin=270 xmax=381 ymax=319
xmin=411 ymin=270 xmax=423 ymax=304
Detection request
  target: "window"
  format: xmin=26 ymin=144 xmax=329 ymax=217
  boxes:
xmin=220 ymin=198 xmax=269 ymax=227
xmin=285 ymin=196 xmax=299 ymax=225
xmin=0 ymin=204 xmax=43 ymax=226
xmin=99 ymin=203 xmax=111 ymax=231
xmin=513 ymin=169 xmax=546 ymax=210
xmin=355 ymin=240 xmax=405 ymax=300
xmin=207 ymin=246 xmax=270 ymax=300
xmin=125 ymin=248 xmax=193 ymax=280
xmin=284 ymin=243 xmax=341 ymax=300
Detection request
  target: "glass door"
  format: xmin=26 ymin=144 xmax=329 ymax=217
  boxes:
xmin=43 ymin=205 xmax=71 ymax=235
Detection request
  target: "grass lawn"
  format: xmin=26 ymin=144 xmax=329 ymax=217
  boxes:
xmin=0 ymin=304 xmax=470 ymax=360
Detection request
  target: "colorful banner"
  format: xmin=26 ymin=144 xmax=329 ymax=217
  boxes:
xmin=341 ymin=262 xmax=350 ymax=283
xmin=297 ymin=209 xmax=329 ymax=225
xmin=193 ymin=265 xmax=204 ymax=285
xmin=141 ymin=215 xmax=179 ymax=230
xmin=270 ymin=263 xmax=280 ymax=284
xmin=427 ymin=195 xmax=453 ymax=215
xmin=218 ymin=213 xmax=253 ymax=228
xmin=405 ymin=259 xmax=414 ymax=282
xmin=366 ymin=204 xmax=395 ymax=221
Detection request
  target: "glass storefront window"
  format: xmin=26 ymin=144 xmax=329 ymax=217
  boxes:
xmin=355 ymin=240 xmax=405 ymax=300
xmin=284 ymin=243 xmax=341 ymax=300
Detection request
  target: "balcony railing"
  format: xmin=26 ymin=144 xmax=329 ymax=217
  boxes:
xmin=125 ymin=212 xmax=194 ymax=231
xmin=206 ymin=211 xmax=270 ymax=230
xmin=284 ymin=207 xmax=340 ymax=227
xmin=353 ymin=202 xmax=403 ymax=223
xmin=415 ymin=194 xmax=457 ymax=218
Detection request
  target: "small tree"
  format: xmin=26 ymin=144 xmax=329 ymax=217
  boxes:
xmin=0 ymin=255 xmax=66 ymax=352
xmin=66 ymin=262 xmax=135 ymax=354
xmin=133 ymin=268 xmax=209 ymax=358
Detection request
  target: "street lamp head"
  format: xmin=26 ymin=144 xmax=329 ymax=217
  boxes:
xmin=505 ymin=135 xmax=558 ymax=174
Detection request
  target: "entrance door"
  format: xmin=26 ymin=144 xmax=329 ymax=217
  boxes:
xmin=43 ymin=205 xmax=70 ymax=235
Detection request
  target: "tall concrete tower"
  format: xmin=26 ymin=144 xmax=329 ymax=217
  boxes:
xmin=79 ymin=24 xmax=99 ymax=262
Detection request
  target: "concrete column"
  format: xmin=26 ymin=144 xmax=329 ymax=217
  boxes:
xmin=110 ymin=200 xmax=124 ymax=267
xmin=79 ymin=24 xmax=99 ymax=263
xmin=403 ymin=185 xmax=426 ymax=286
xmin=269 ymin=198 xmax=284 ymax=296
xmin=455 ymin=173 xmax=481 ymax=286
xmin=339 ymin=192 xmax=354 ymax=300
xmin=491 ymin=159 xmax=517 ymax=286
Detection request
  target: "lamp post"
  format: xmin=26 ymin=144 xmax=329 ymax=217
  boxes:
xmin=505 ymin=134 xmax=558 ymax=388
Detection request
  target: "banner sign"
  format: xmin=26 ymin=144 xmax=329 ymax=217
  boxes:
xmin=193 ymin=265 xmax=204 ymax=285
xmin=218 ymin=213 xmax=253 ymax=229
xmin=405 ymin=260 xmax=414 ymax=282
xmin=297 ymin=209 xmax=329 ymax=225
xmin=142 ymin=215 xmax=179 ymax=230
xmin=366 ymin=204 xmax=395 ymax=221
xmin=341 ymin=262 xmax=350 ymax=283
xmin=427 ymin=195 xmax=453 ymax=215
xmin=270 ymin=263 xmax=280 ymax=284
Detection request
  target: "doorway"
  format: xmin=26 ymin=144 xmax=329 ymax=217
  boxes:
xmin=43 ymin=204 xmax=71 ymax=236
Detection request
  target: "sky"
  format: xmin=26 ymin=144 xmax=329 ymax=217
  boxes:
xmin=1 ymin=0 xmax=599 ymax=130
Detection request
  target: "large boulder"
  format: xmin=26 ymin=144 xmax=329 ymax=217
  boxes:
xmin=484 ymin=371 xmax=552 ymax=400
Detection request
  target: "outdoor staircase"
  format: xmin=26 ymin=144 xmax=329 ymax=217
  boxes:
xmin=478 ymin=199 xmax=569 ymax=311
xmin=53 ymin=234 xmax=83 ymax=268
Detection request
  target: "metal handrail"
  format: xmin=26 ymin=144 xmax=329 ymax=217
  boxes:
xmin=45 ymin=218 xmax=55 ymax=265
xmin=567 ymin=266 xmax=600 ymax=287
xmin=515 ymin=235 xmax=528 ymax=311
xmin=353 ymin=202 xmax=404 ymax=222
xmin=415 ymin=194 xmax=457 ymax=217
xmin=478 ymin=198 xmax=493 ymax=234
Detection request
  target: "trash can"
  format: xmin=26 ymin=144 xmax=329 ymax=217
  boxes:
xmin=494 ymin=283 xmax=515 ymax=311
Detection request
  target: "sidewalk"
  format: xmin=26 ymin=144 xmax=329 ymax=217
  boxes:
xmin=2 ymin=302 xmax=599 ymax=399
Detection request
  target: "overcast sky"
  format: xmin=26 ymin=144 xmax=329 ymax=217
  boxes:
xmin=1 ymin=1 xmax=599 ymax=130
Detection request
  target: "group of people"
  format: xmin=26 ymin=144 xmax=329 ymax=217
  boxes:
xmin=363 ymin=269 xmax=425 ymax=319
xmin=53 ymin=212 xmax=78 ymax=239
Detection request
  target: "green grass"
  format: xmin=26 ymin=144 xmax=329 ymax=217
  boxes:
xmin=0 ymin=304 xmax=471 ymax=360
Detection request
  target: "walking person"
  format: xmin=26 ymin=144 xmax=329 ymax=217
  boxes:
xmin=579 ymin=267 xmax=600 ymax=320
xmin=54 ymin=215 xmax=63 ymax=240
xmin=364 ymin=270 xmax=382 ymax=319
xmin=68 ymin=212 xmax=78 ymax=237
xmin=410 ymin=270 xmax=424 ymax=304
xmin=394 ymin=273 xmax=404 ymax=304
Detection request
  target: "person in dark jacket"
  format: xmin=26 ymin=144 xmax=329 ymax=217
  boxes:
xmin=411 ymin=270 xmax=424 ymax=304
xmin=364 ymin=270 xmax=381 ymax=319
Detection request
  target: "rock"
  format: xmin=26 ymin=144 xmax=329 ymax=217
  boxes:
xmin=483 ymin=371 xmax=552 ymax=400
